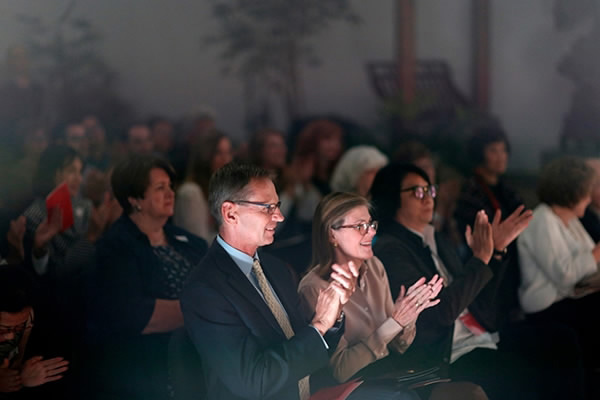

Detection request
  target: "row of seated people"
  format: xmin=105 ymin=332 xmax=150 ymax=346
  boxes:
xmin=2 ymin=127 xmax=600 ymax=398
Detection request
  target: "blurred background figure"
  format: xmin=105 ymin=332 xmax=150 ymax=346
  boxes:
xmin=454 ymin=127 xmax=525 ymax=327
xmin=330 ymin=145 xmax=388 ymax=197
xmin=149 ymin=116 xmax=176 ymax=158
xmin=580 ymin=158 xmax=600 ymax=243
xmin=518 ymin=156 xmax=600 ymax=398
xmin=126 ymin=123 xmax=154 ymax=156
xmin=82 ymin=115 xmax=111 ymax=173
xmin=173 ymin=130 xmax=233 ymax=241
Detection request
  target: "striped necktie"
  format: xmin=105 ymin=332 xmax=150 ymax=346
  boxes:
xmin=252 ymin=259 xmax=310 ymax=400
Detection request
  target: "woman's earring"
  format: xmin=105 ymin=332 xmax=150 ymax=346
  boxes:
xmin=333 ymin=242 xmax=338 ymax=248
xmin=134 ymin=204 xmax=142 ymax=212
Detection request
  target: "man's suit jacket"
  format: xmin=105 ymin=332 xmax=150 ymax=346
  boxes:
xmin=373 ymin=220 xmax=508 ymax=372
xmin=181 ymin=240 xmax=342 ymax=400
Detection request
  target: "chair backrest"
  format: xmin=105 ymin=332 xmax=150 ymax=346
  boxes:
xmin=168 ymin=327 xmax=206 ymax=400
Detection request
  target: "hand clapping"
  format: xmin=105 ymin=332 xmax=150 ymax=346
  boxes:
xmin=465 ymin=210 xmax=494 ymax=264
xmin=392 ymin=275 xmax=443 ymax=328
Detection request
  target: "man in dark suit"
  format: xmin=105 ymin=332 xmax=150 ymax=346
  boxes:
xmin=370 ymin=162 xmax=584 ymax=400
xmin=182 ymin=163 xmax=404 ymax=400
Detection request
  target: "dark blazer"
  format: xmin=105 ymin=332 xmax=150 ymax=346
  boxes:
xmin=373 ymin=220 xmax=507 ymax=372
xmin=181 ymin=240 xmax=343 ymax=400
xmin=85 ymin=214 xmax=208 ymax=400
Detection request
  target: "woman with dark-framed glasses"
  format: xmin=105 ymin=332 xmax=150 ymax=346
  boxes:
xmin=298 ymin=192 xmax=491 ymax=400
xmin=371 ymin=162 xmax=584 ymax=400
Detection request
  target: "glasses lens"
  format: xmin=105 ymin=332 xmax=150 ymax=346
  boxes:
xmin=414 ymin=187 xmax=425 ymax=200
xmin=371 ymin=221 xmax=378 ymax=231
xmin=429 ymin=185 xmax=437 ymax=199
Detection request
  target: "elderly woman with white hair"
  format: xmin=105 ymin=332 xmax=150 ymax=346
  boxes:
xmin=330 ymin=145 xmax=389 ymax=196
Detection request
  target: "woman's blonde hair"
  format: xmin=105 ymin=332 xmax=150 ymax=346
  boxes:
xmin=310 ymin=192 xmax=371 ymax=279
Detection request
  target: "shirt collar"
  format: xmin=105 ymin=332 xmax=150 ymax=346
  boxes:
xmin=405 ymin=224 xmax=436 ymax=248
xmin=216 ymin=235 xmax=258 ymax=278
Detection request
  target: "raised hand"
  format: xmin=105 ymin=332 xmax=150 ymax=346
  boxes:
xmin=311 ymin=285 xmax=344 ymax=335
xmin=465 ymin=210 xmax=494 ymax=264
xmin=20 ymin=356 xmax=69 ymax=387
xmin=0 ymin=358 xmax=22 ymax=393
xmin=33 ymin=207 xmax=63 ymax=254
xmin=329 ymin=261 xmax=359 ymax=305
xmin=392 ymin=275 xmax=443 ymax=328
xmin=491 ymin=205 xmax=533 ymax=251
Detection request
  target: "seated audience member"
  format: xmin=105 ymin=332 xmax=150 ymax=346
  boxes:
xmin=518 ymin=156 xmax=600 ymax=395
xmin=85 ymin=155 xmax=208 ymax=400
xmin=371 ymin=163 xmax=583 ymax=400
xmin=248 ymin=129 xmax=288 ymax=173
xmin=454 ymin=127 xmax=525 ymax=326
xmin=173 ymin=130 xmax=233 ymax=241
xmin=580 ymin=158 xmax=600 ymax=243
xmin=82 ymin=116 xmax=111 ymax=173
xmin=0 ymin=265 xmax=69 ymax=395
xmin=181 ymin=163 xmax=418 ymax=400
xmin=292 ymin=118 xmax=344 ymax=197
xmin=126 ymin=123 xmax=154 ymax=156
xmin=394 ymin=141 xmax=461 ymax=244
xmin=330 ymin=146 xmax=388 ymax=197
xmin=57 ymin=122 xmax=89 ymax=163
xmin=148 ymin=116 xmax=176 ymax=158
xmin=23 ymin=145 xmax=92 ymax=277
xmin=299 ymin=192 xmax=489 ymax=400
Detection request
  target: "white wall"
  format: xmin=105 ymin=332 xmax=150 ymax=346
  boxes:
xmin=0 ymin=0 xmax=588 ymax=171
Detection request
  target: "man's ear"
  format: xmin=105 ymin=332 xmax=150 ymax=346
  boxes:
xmin=221 ymin=201 xmax=237 ymax=225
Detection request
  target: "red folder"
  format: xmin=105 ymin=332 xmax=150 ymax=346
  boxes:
xmin=309 ymin=379 xmax=363 ymax=400
xmin=45 ymin=182 xmax=74 ymax=232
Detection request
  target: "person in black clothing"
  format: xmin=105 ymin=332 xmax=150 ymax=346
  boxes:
xmin=370 ymin=163 xmax=584 ymax=400
xmin=84 ymin=155 xmax=208 ymax=400
xmin=454 ymin=127 xmax=525 ymax=327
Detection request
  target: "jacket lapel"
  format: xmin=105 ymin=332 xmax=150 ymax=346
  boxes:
xmin=209 ymin=242 xmax=290 ymax=337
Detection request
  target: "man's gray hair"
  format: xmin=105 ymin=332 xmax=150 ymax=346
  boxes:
xmin=208 ymin=163 xmax=272 ymax=226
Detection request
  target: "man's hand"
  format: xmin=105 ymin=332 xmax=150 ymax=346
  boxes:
xmin=20 ymin=356 xmax=69 ymax=387
xmin=466 ymin=210 xmax=494 ymax=264
xmin=311 ymin=284 xmax=345 ymax=335
xmin=33 ymin=207 xmax=63 ymax=255
xmin=491 ymin=205 xmax=533 ymax=252
xmin=0 ymin=358 xmax=22 ymax=393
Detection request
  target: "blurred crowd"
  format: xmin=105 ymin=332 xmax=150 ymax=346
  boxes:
xmin=2 ymin=47 xmax=600 ymax=400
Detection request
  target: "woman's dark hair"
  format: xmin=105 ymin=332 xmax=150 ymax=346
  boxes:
xmin=111 ymin=154 xmax=176 ymax=215
xmin=185 ymin=130 xmax=229 ymax=199
xmin=467 ymin=126 xmax=511 ymax=168
xmin=537 ymin=156 xmax=594 ymax=208
xmin=370 ymin=163 xmax=431 ymax=222
xmin=32 ymin=144 xmax=81 ymax=197
xmin=310 ymin=192 xmax=371 ymax=279
xmin=248 ymin=129 xmax=285 ymax=167
xmin=0 ymin=265 xmax=34 ymax=313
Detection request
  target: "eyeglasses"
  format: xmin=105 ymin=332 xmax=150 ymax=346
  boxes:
xmin=231 ymin=200 xmax=282 ymax=215
xmin=0 ymin=321 xmax=32 ymax=336
xmin=332 ymin=220 xmax=378 ymax=235
xmin=400 ymin=185 xmax=438 ymax=200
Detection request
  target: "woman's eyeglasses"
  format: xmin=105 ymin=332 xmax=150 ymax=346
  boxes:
xmin=332 ymin=221 xmax=378 ymax=235
xmin=231 ymin=200 xmax=282 ymax=215
xmin=400 ymin=185 xmax=438 ymax=200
